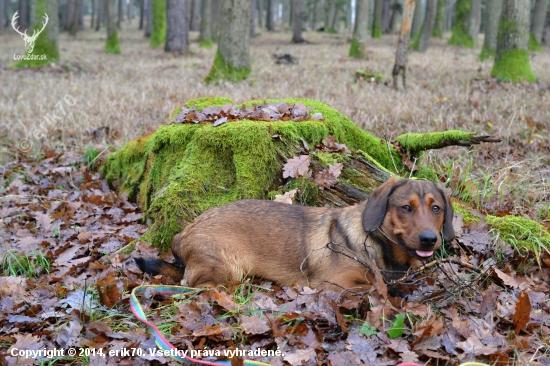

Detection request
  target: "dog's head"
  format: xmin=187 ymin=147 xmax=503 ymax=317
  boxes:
xmin=362 ymin=177 xmax=455 ymax=261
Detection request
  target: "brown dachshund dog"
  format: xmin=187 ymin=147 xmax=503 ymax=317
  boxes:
xmin=135 ymin=177 xmax=455 ymax=291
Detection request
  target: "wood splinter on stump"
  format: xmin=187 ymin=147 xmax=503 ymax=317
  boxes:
xmin=392 ymin=0 xmax=416 ymax=90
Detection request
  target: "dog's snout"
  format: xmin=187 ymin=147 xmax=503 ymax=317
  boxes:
xmin=419 ymin=231 xmax=438 ymax=247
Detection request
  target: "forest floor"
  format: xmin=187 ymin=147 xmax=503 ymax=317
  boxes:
xmin=1 ymin=21 xmax=550 ymax=366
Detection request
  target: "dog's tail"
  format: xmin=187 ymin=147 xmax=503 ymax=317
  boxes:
xmin=134 ymin=257 xmax=185 ymax=283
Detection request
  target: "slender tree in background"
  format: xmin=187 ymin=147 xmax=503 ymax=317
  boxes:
xmin=150 ymin=0 xmax=166 ymax=47
xmin=479 ymin=0 xmax=502 ymax=60
xmin=145 ymin=0 xmax=152 ymax=36
xmin=392 ymin=0 xmax=416 ymax=90
xmin=325 ymin=0 xmax=335 ymax=32
xmin=491 ymin=0 xmax=535 ymax=82
xmin=91 ymin=0 xmax=95 ymax=29
xmin=65 ymin=0 xmax=75 ymax=31
xmin=105 ymin=0 xmax=121 ymax=53
xmin=382 ymin=0 xmax=391 ymax=33
xmin=95 ymin=0 xmax=103 ymax=31
xmin=530 ymin=0 xmax=549 ymax=51
xmin=292 ymin=0 xmax=306 ymax=42
xmin=410 ymin=0 xmax=424 ymax=38
xmin=250 ymin=0 xmax=256 ymax=37
xmin=372 ymin=0 xmax=383 ymax=37
xmin=210 ymin=0 xmax=220 ymax=38
xmin=413 ymin=0 xmax=437 ymax=51
xmin=18 ymin=0 xmax=29 ymax=28
xmin=389 ymin=0 xmax=402 ymax=33
xmin=14 ymin=0 xmax=59 ymax=68
xmin=190 ymin=0 xmax=200 ymax=31
xmin=467 ymin=0 xmax=481 ymax=47
xmin=432 ymin=0 xmax=444 ymax=37
xmin=139 ymin=0 xmax=145 ymax=29
xmin=68 ymin=0 xmax=81 ymax=36
xmin=257 ymin=0 xmax=263 ymax=29
xmin=0 ymin=0 xmax=4 ymax=33
xmin=205 ymin=0 xmax=251 ymax=83
xmin=117 ymin=0 xmax=123 ymax=27
xmin=267 ymin=0 xmax=275 ymax=31
xmin=349 ymin=0 xmax=369 ymax=57
xmin=165 ymin=0 xmax=187 ymax=53
xmin=200 ymin=0 xmax=213 ymax=47
xmin=448 ymin=0 xmax=474 ymax=47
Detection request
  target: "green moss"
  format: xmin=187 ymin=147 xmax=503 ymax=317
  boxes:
xmin=349 ymin=39 xmax=366 ymax=58
xmin=103 ymin=98 xmax=458 ymax=249
xmin=485 ymin=215 xmax=550 ymax=255
xmin=150 ymin=0 xmax=166 ymax=48
xmin=529 ymin=33 xmax=543 ymax=52
xmin=491 ymin=49 xmax=536 ymax=83
xmin=448 ymin=0 xmax=474 ymax=48
xmin=200 ymin=39 xmax=215 ymax=48
xmin=13 ymin=0 xmax=59 ymax=68
xmin=185 ymin=97 xmax=235 ymax=110
xmin=204 ymin=49 xmax=252 ymax=84
xmin=453 ymin=202 xmax=480 ymax=224
xmin=394 ymin=130 xmax=475 ymax=156
xmin=372 ymin=22 xmax=382 ymax=39
xmin=355 ymin=70 xmax=383 ymax=83
xmin=105 ymin=31 xmax=121 ymax=54
xmin=479 ymin=45 xmax=495 ymax=61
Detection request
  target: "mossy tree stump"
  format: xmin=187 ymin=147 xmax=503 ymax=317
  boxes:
xmin=102 ymin=98 xmax=492 ymax=251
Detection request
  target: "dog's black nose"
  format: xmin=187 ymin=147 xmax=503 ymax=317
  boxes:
xmin=419 ymin=231 xmax=438 ymax=247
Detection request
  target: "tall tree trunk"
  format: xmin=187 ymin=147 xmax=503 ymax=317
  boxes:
xmin=250 ymin=0 xmax=256 ymax=37
xmin=448 ymin=0 xmax=474 ymax=47
xmin=530 ymin=0 xmax=549 ymax=50
xmin=205 ymin=0 xmax=251 ymax=84
xmin=479 ymin=0 xmax=502 ymax=59
xmin=150 ymin=0 xmax=166 ymax=47
xmin=330 ymin=0 xmax=341 ymax=31
xmin=0 ymin=0 xmax=4 ymax=33
xmin=18 ymin=0 xmax=29 ymax=28
xmin=410 ymin=0 xmax=424 ymax=37
xmin=105 ymin=0 xmax=121 ymax=52
xmin=139 ymin=0 xmax=144 ymax=29
xmin=145 ymin=0 xmax=152 ymax=36
xmin=372 ymin=0 xmax=383 ymax=37
xmin=389 ymin=0 xmax=402 ymax=33
xmin=415 ymin=0 xmax=437 ymax=51
xmin=432 ymin=0 xmax=444 ymax=37
xmin=95 ymin=0 xmax=103 ymax=30
xmin=65 ymin=0 xmax=75 ymax=31
xmin=91 ymin=0 xmax=96 ymax=29
xmin=349 ymin=0 xmax=369 ymax=57
xmin=165 ymin=0 xmax=188 ymax=52
xmin=468 ymin=0 xmax=481 ymax=46
xmin=325 ymin=0 xmax=335 ymax=31
xmin=14 ymin=0 xmax=59 ymax=68
xmin=491 ymin=0 xmax=536 ymax=82
xmin=382 ymin=0 xmax=391 ymax=33
xmin=310 ymin=0 xmax=319 ymax=29
xmin=210 ymin=0 xmax=220 ymax=37
xmin=257 ymin=0 xmax=263 ymax=28
xmin=190 ymin=0 xmax=200 ymax=31
xmin=292 ymin=0 xmax=305 ymax=42
xmin=267 ymin=0 xmax=275 ymax=30
xmin=117 ymin=0 xmax=124 ymax=27
xmin=392 ymin=0 xmax=416 ymax=90
xmin=69 ymin=0 xmax=81 ymax=36
xmin=200 ymin=0 xmax=212 ymax=45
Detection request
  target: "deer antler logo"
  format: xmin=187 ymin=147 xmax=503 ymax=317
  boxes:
xmin=12 ymin=11 xmax=49 ymax=54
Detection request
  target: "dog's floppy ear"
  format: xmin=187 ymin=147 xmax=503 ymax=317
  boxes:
xmin=437 ymin=184 xmax=455 ymax=243
xmin=363 ymin=177 xmax=402 ymax=232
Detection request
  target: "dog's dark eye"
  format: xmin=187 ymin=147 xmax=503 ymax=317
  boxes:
xmin=402 ymin=205 xmax=412 ymax=212
xmin=432 ymin=205 xmax=441 ymax=213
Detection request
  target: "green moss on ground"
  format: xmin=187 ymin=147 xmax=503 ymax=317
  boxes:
xmin=204 ymin=49 xmax=251 ymax=84
xmin=200 ymin=39 xmax=214 ymax=48
xmin=529 ymin=33 xmax=543 ymax=52
xmin=394 ymin=130 xmax=475 ymax=156
xmin=102 ymin=98 xmax=421 ymax=249
xmin=105 ymin=31 xmax=121 ymax=54
xmin=13 ymin=0 xmax=59 ymax=68
xmin=486 ymin=215 xmax=550 ymax=255
xmin=491 ymin=49 xmax=536 ymax=83
xmin=349 ymin=39 xmax=366 ymax=58
xmin=150 ymin=0 xmax=166 ymax=48
xmin=453 ymin=202 xmax=480 ymax=224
